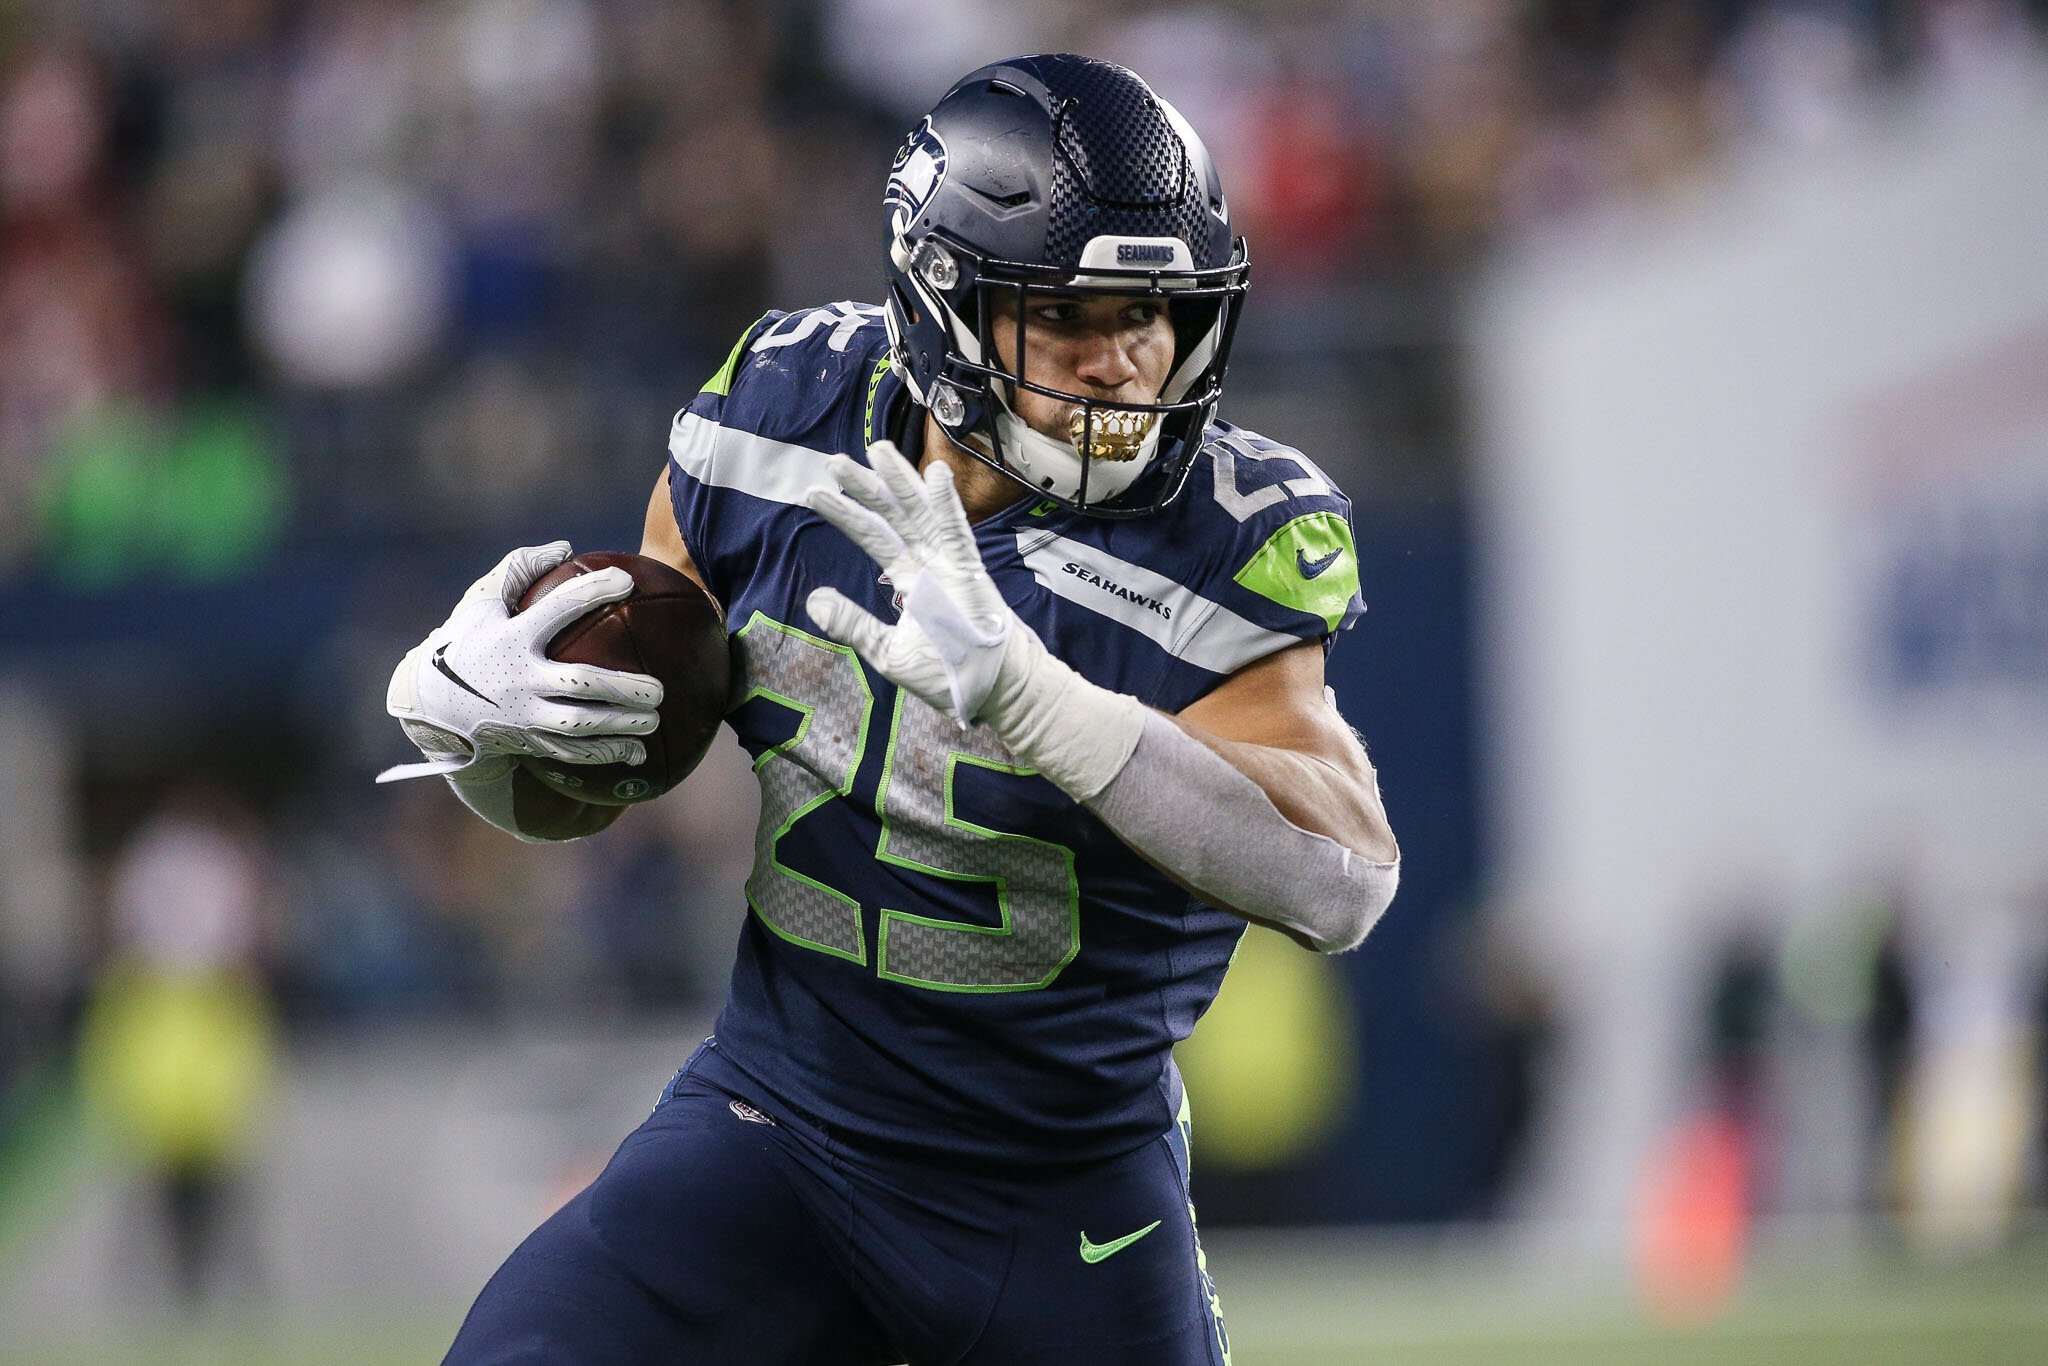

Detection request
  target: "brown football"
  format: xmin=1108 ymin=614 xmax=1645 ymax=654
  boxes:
xmin=514 ymin=551 xmax=729 ymax=806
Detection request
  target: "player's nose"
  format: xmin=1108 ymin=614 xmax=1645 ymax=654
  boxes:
xmin=1069 ymin=329 xmax=1142 ymax=391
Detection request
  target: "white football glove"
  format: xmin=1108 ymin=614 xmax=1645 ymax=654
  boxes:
xmin=804 ymin=441 xmax=1149 ymax=801
xmin=378 ymin=541 xmax=663 ymax=784
xmin=802 ymin=441 xmax=1018 ymax=725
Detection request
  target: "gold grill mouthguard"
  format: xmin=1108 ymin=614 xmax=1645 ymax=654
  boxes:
xmin=1067 ymin=408 xmax=1158 ymax=461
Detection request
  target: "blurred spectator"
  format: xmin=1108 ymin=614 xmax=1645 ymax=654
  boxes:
xmin=1632 ymin=933 xmax=1776 ymax=1323
xmin=1239 ymin=57 xmax=1390 ymax=283
xmin=0 ymin=46 xmax=172 ymax=569
xmin=244 ymin=181 xmax=455 ymax=389
xmin=9 ymin=0 xmax=2023 ymax=562
xmin=1602 ymin=0 xmax=1721 ymax=201
xmin=0 ymin=687 xmax=85 ymax=1109
xmin=1397 ymin=0 xmax=1532 ymax=260
xmin=822 ymin=0 xmax=1061 ymax=118
xmin=140 ymin=0 xmax=284 ymax=393
xmin=75 ymin=779 xmax=280 ymax=1305
xmin=37 ymin=395 xmax=285 ymax=586
xmin=375 ymin=779 xmax=590 ymax=1012
xmin=637 ymin=98 xmax=783 ymax=345
xmin=1896 ymin=898 xmax=2045 ymax=1254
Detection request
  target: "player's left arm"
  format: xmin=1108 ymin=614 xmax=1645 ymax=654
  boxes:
xmin=1050 ymin=635 xmax=1398 ymax=954
xmin=1174 ymin=640 xmax=1395 ymax=863
xmin=1159 ymin=640 xmax=1397 ymax=946
xmin=804 ymin=440 xmax=1399 ymax=954
xmin=1044 ymin=639 xmax=1397 ymax=951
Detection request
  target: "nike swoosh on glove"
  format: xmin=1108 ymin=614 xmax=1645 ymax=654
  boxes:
xmin=379 ymin=541 xmax=664 ymax=782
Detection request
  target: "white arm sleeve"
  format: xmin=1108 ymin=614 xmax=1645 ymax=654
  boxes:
xmin=985 ymin=632 xmax=1398 ymax=954
xmin=1083 ymin=712 xmax=1398 ymax=953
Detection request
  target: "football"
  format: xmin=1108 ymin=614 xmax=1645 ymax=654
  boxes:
xmin=514 ymin=551 xmax=729 ymax=806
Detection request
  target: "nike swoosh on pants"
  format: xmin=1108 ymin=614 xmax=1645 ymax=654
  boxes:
xmin=1078 ymin=1219 xmax=1162 ymax=1264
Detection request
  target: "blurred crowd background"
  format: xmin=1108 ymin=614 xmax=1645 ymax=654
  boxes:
xmin=3 ymin=0 xmax=2047 ymax=1343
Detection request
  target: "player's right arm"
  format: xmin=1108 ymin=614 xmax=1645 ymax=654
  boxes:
xmin=483 ymin=468 xmax=717 ymax=838
xmin=639 ymin=465 xmax=713 ymax=599
xmin=385 ymin=308 xmax=762 ymax=840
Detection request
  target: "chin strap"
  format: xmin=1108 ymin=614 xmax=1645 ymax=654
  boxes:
xmin=987 ymin=396 xmax=1159 ymax=507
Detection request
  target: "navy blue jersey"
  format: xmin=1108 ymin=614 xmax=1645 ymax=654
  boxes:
xmin=667 ymin=302 xmax=1364 ymax=1166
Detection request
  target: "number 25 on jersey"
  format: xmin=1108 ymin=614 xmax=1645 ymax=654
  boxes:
xmin=734 ymin=612 xmax=1081 ymax=994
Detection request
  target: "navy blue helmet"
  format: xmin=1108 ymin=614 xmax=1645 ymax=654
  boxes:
xmin=882 ymin=54 xmax=1250 ymax=517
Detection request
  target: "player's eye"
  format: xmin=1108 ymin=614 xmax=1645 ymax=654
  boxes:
xmin=1030 ymin=302 xmax=1081 ymax=324
xmin=1122 ymin=301 xmax=1165 ymax=326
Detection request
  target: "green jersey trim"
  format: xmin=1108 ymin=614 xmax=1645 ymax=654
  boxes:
xmin=702 ymin=312 xmax=774 ymax=397
xmin=1231 ymin=511 xmax=1358 ymax=632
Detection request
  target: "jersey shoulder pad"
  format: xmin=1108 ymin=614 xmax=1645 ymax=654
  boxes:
xmin=684 ymin=302 xmax=890 ymax=448
xmin=670 ymin=303 xmax=891 ymax=520
xmin=1179 ymin=420 xmax=1363 ymax=640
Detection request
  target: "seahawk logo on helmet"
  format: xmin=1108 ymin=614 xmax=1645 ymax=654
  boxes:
xmin=884 ymin=116 xmax=948 ymax=240
xmin=881 ymin=54 xmax=1250 ymax=519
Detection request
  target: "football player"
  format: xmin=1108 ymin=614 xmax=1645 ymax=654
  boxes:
xmin=386 ymin=54 xmax=1398 ymax=1366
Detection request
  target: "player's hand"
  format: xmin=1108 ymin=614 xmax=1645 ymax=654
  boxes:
xmin=378 ymin=541 xmax=664 ymax=782
xmin=804 ymin=441 xmax=1022 ymax=725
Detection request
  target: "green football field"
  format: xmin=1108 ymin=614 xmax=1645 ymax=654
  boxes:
xmin=11 ymin=1229 xmax=2046 ymax=1365
xmin=1212 ymin=1229 xmax=2048 ymax=1365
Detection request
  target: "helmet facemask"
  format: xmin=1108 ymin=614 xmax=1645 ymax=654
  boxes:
xmin=887 ymin=229 xmax=1248 ymax=518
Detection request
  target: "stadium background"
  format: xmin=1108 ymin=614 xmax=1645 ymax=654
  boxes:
xmin=1 ymin=1 xmax=2044 ymax=1361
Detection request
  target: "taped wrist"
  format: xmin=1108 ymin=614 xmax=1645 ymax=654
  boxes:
xmin=1085 ymin=712 xmax=1398 ymax=953
xmin=979 ymin=627 xmax=1148 ymax=802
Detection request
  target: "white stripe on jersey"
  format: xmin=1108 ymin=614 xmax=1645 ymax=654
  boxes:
xmin=668 ymin=411 xmax=835 ymax=508
xmin=1014 ymin=531 xmax=1301 ymax=676
xmin=669 ymin=411 xmax=1307 ymax=678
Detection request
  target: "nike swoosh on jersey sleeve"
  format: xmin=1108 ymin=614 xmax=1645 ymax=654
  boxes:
xmin=1233 ymin=511 xmax=1359 ymax=631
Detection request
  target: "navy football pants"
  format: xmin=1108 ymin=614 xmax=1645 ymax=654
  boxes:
xmin=442 ymin=1069 xmax=1231 ymax=1365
